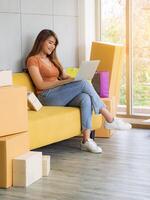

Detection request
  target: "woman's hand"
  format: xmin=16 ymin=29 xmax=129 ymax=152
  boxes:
xmin=61 ymin=71 xmax=72 ymax=80
xmin=58 ymin=77 xmax=74 ymax=83
xmin=48 ymin=78 xmax=74 ymax=88
xmin=62 ymin=74 xmax=71 ymax=80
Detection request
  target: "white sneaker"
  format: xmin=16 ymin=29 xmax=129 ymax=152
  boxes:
xmin=80 ymin=138 xmax=102 ymax=154
xmin=104 ymin=118 xmax=132 ymax=130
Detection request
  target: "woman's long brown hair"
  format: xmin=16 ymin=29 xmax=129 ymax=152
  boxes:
xmin=25 ymin=29 xmax=63 ymax=78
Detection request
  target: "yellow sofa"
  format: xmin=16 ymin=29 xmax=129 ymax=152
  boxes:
xmin=13 ymin=73 xmax=102 ymax=150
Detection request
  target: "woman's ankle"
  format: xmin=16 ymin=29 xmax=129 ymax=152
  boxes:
xmin=82 ymin=129 xmax=90 ymax=143
xmin=82 ymin=138 xmax=89 ymax=144
xmin=106 ymin=117 xmax=114 ymax=123
xmin=100 ymin=108 xmax=114 ymax=123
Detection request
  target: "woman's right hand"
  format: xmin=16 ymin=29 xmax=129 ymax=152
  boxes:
xmin=49 ymin=78 xmax=74 ymax=88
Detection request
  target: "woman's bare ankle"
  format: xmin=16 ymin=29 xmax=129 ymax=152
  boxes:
xmin=106 ymin=117 xmax=114 ymax=123
xmin=82 ymin=129 xmax=90 ymax=143
xmin=100 ymin=108 xmax=114 ymax=123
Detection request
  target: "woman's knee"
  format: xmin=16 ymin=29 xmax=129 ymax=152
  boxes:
xmin=80 ymin=79 xmax=89 ymax=86
xmin=79 ymin=93 xmax=91 ymax=106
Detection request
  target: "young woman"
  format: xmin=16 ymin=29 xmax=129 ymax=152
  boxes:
xmin=26 ymin=29 xmax=131 ymax=154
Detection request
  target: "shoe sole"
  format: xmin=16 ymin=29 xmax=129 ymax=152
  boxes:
xmin=104 ymin=125 xmax=132 ymax=130
xmin=80 ymin=146 xmax=102 ymax=154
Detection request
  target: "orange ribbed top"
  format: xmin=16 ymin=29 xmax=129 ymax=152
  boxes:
xmin=27 ymin=55 xmax=59 ymax=93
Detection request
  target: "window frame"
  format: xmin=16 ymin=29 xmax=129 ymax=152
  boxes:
xmin=95 ymin=0 xmax=150 ymax=126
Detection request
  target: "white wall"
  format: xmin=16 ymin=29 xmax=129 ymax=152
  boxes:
xmin=78 ymin=0 xmax=96 ymax=63
xmin=84 ymin=0 xmax=95 ymax=60
xmin=0 ymin=0 xmax=78 ymax=72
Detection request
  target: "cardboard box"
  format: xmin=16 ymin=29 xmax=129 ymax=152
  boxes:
xmin=13 ymin=151 xmax=42 ymax=187
xmin=42 ymin=155 xmax=50 ymax=176
xmin=95 ymin=97 xmax=116 ymax=138
xmin=0 ymin=132 xmax=29 ymax=188
xmin=27 ymin=92 xmax=42 ymax=111
xmin=0 ymin=86 xmax=28 ymax=137
xmin=0 ymin=70 xmax=12 ymax=86
xmin=90 ymin=41 xmax=123 ymax=110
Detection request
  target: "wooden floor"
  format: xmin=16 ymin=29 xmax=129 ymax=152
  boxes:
xmin=0 ymin=128 xmax=150 ymax=200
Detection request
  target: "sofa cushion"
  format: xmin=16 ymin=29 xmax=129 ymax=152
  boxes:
xmin=66 ymin=67 xmax=79 ymax=77
xmin=29 ymin=106 xmax=101 ymax=149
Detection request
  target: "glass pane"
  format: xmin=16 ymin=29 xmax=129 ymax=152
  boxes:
xmin=101 ymin=0 xmax=126 ymax=114
xmin=132 ymin=0 xmax=150 ymax=116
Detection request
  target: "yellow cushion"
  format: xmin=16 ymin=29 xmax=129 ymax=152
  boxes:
xmin=29 ymin=106 xmax=102 ymax=149
xmin=66 ymin=67 xmax=79 ymax=77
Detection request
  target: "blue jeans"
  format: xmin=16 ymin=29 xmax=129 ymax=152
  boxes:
xmin=38 ymin=80 xmax=105 ymax=131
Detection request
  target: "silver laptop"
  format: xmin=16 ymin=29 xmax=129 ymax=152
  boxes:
xmin=50 ymin=60 xmax=100 ymax=88
xmin=74 ymin=60 xmax=100 ymax=81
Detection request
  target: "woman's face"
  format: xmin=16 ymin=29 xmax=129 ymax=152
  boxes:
xmin=41 ymin=36 xmax=56 ymax=55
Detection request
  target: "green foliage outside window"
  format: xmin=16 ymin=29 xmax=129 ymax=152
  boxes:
xmin=101 ymin=0 xmax=150 ymax=107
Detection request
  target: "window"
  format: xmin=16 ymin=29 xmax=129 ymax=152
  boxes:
xmin=132 ymin=0 xmax=150 ymax=116
xmin=98 ymin=0 xmax=150 ymax=117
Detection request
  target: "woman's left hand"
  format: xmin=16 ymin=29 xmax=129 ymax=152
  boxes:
xmin=62 ymin=73 xmax=71 ymax=80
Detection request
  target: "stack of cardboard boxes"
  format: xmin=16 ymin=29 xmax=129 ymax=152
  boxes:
xmin=0 ymin=72 xmax=50 ymax=188
xmin=0 ymin=85 xmax=29 ymax=188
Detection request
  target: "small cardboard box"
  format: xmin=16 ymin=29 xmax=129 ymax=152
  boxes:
xmin=0 ymin=132 xmax=29 ymax=188
xmin=13 ymin=151 xmax=42 ymax=187
xmin=0 ymin=70 xmax=12 ymax=86
xmin=0 ymin=86 xmax=28 ymax=137
xmin=42 ymin=155 xmax=50 ymax=176
xmin=27 ymin=92 xmax=42 ymax=111
xmin=95 ymin=97 xmax=116 ymax=138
